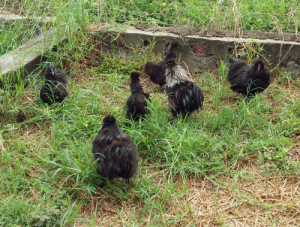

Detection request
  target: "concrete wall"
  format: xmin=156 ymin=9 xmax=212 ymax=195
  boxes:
xmin=1 ymin=23 xmax=299 ymax=84
xmin=0 ymin=27 xmax=65 ymax=86
xmin=95 ymin=24 xmax=300 ymax=77
xmin=0 ymin=14 xmax=52 ymax=23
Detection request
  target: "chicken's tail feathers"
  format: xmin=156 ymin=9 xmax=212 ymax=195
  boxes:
xmin=230 ymin=57 xmax=238 ymax=64
xmin=195 ymin=86 xmax=204 ymax=109
xmin=108 ymin=145 xmax=135 ymax=174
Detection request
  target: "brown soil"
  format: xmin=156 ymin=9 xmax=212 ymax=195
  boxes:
xmin=75 ymin=163 xmax=300 ymax=226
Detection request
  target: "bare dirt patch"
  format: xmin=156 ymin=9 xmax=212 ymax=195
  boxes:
xmin=75 ymin=162 xmax=300 ymax=226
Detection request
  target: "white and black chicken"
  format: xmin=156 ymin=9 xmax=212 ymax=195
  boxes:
xmin=165 ymin=59 xmax=204 ymax=119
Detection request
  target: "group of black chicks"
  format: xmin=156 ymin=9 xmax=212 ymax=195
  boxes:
xmin=40 ymin=41 xmax=270 ymax=190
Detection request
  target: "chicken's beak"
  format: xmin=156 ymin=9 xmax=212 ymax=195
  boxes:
xmin=257 ymin=64 xmax=261 ymax=71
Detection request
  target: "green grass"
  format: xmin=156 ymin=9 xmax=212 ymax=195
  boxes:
xmin=1 ymin=0 xmax=299 ymax=56
xmin=0 ymin=29 xmax=300 ymax=225
xmin=93 ymin=0 xmax=299 ymax=33
xmin=1 ymin=0 xmax=300 ymax=225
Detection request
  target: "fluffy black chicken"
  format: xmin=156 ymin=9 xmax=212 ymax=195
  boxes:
xmin=92 ymin=115 xmax=138 ymax=190
xmin=227 ymin=57 xmax=271 ymax=96
xmin=40 ymin=65 xmax=68 ymax=104
xmin=126 ymin=72 xmax=151 ymax=121
xmin=143 ymin=41 xmax=179 ymax=91
xmin=165 ymin=59 xmax=204 ymax=119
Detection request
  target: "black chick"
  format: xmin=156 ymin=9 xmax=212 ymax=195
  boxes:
xmin=165 ymin=59 xmax=204 ymax=119
xmin=227 ymin=57 xmax=271 ymax=97
xmin=40 ymin=65 xmax=69 ymax=104
xmin=126 ymin=72 xmax=151 ymax=121
xmin=143 ymin=41 xmax=179 ymax=91
xmin=92 ymin=115 xmax=138 ymax=190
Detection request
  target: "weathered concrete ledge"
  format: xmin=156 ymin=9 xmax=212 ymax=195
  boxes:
xmin=1 ymin=23 xmax=299 ymax=83
xmin=135 ymin=24 xmax=300 ymax=43
xmin=0 ymin=14 xmax=53 ymax=23
xmin=94 ymin=24 xmax=300 ymax=76
xmin=0 ymin=28 xmax=66 ymax=84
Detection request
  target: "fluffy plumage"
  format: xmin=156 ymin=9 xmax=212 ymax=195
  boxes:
xmin=165 ymin=59 xmax=204 ymax=119
xmin=40 ymin=65 xmax=68 ymax=104
xmin=92 ymin=115 xmax=138 ymax=190
xmin=227 ymin=57 xmax=271 ymax=96
xmin=143 ymin=41 xmax=179 ymax=91
xmin=126 ymin=72 xmax=151 ymax=121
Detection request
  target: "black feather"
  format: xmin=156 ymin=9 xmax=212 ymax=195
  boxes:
xmin=165 ymin=59 xmax=204 ymax=119
xmin=227 ymin=58 xmax=271 ymax=97
xmin=143 ymin=41 xmax=179 ymax=91
xmin=126 ymin=72 xmax=151 ymax=121
xmin=230 ymin=57 xmax=239 ymax=64
xmin=92 ymin=115 xmax=138 ymax=190
xmin=40 ymin=65 xmax=69 ymax=104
